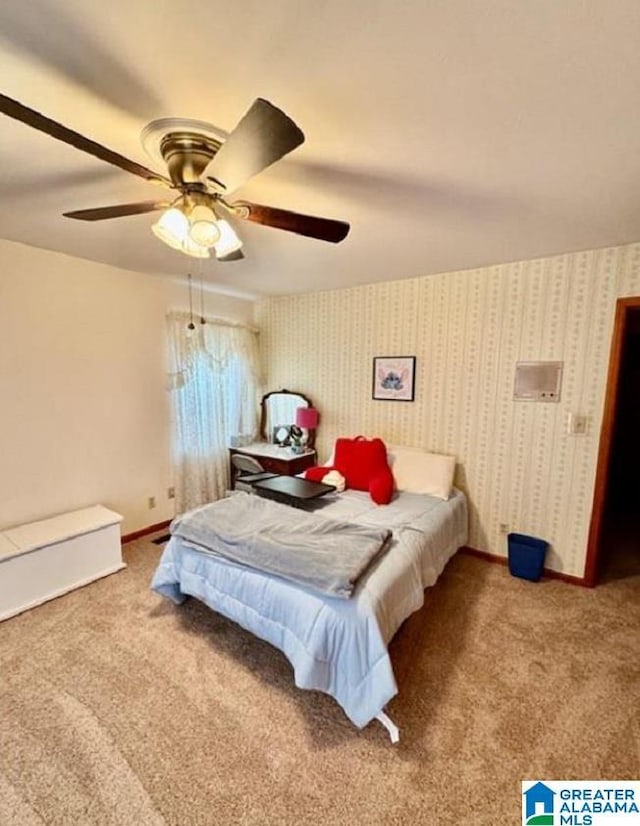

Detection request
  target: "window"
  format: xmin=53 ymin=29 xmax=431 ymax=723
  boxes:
xmin=167 ymin=312 xmax=260 ymax=510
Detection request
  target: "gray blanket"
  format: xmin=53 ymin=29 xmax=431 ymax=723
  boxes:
xmin=170 ymin=492 xmax=391 ymax=599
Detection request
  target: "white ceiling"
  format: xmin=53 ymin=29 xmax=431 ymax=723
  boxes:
xmin=1 ymin=0 xmax=640 ymax=298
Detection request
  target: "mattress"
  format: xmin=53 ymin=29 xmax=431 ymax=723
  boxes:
xmin=151 ymin=488 xmax=468 ymax=728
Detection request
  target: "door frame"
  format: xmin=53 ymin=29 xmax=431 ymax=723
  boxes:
xmin=584 ymin=296 xmax=640 ymax=586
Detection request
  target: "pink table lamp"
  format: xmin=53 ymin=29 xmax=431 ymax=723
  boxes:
xmin=295 ymin=406 xmax=319 ymax=448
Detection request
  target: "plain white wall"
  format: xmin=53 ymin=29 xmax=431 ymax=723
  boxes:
xmin=0 ymin=240 xmax=255 ymax=534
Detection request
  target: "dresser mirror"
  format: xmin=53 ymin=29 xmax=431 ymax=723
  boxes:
xmin=260 ymin=389 xmax=316 ymax=448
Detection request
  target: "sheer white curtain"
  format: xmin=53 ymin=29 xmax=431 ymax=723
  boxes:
xmin=167 ymin=311 xmax=261 ymax=512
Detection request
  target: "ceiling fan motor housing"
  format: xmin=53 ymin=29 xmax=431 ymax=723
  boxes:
xmin=159 ymin=131 xmax=222 ymax=186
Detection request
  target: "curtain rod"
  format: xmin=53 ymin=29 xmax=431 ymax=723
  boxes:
xmin=167 ymin=309 xmax=259 ymax=334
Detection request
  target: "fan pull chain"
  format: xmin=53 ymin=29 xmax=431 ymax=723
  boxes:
xmin=187 ymin=273 xmax=195 ymax=330
xmin=198 ymin=259 xmax=206 ymax=325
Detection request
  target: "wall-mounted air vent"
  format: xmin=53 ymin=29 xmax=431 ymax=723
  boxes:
xmin=514 ymin=361 xmax=563 ymax=402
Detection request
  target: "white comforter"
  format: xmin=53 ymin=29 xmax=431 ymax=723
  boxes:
xmin=151 ymin=488 xmax=468 ymax=728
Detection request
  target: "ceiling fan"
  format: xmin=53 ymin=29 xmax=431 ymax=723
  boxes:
xmin=0 ymin=94 xmax=350 ymax=261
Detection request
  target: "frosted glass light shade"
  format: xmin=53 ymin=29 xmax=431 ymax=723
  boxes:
xmin=181 ymin=236 xmax=210 ymax=258
xmin=214 ymin=219 xmax=243 ymax=258
xmin=151 ymin=208 xmax=189 ymax=250
xmin=188 ymin=205 xmax=221 ymax=247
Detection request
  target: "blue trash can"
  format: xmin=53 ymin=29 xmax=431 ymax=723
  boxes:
xmin=507 ymin=533 xmax=548 ymax=582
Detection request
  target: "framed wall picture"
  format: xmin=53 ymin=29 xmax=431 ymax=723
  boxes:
xmin=372 ymin=356 xmax=416 ymax=401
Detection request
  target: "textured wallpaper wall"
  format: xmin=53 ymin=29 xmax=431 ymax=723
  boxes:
xmin=257 ymin=243 xmax=640 ymax=577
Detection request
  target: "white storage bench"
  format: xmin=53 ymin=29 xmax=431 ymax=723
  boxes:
xmin=0 ymin=505 xmax=124 ymax=622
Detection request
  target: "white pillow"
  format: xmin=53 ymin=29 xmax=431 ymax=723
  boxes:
xmin=387 ymin=446 xmax=456 ymax=500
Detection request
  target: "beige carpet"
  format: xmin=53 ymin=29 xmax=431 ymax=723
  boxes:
xmin=0 ymin=537 xmax=638 ymax=826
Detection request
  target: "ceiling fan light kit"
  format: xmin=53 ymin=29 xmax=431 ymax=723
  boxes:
xmin=181 ymin=235 xmax=211 ymax=259
xmin=188 ymin=204 xmax=221 ymax=247
xmin=151 ymin=207 xmax=189 ymax=250
xmin=213 ymin=218 xmax=243 ymax=257
xmin=0 ymin=93 xmax=351 ymax=265
xmin=151 ymin=197 xmax=244 ymax=260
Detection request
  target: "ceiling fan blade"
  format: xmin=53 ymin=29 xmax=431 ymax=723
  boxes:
xmin=231 ymin=200 xmax=350 ymax=243
xmin=217 ymin=248 xmax=245 ymax=262
xmin=0 ymin=94 xmax=171 ymax=187
xmin=204 ymin=98 xmax=304 ymax=194
xmin=63 ymin=201 xmax=169 ymax=221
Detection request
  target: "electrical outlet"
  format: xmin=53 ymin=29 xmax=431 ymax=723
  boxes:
xmin=167 ymin=486 xmax=175 ymax=499
xmin=499 ymin=523 xmax=509 ymax=534
xmin=148 ymin=496 xmax=156 ymax=509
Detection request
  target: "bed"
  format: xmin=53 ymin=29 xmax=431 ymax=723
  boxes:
xmin=151 ymin=446 xmax=468 ymax=741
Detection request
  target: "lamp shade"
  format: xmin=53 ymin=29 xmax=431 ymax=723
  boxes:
xmin=188 ymin=204 xmax=221 ymax=247
xmin=296 ymin=407 xmax=319 ymax=429
xmin=181 ymin=236 xmax=210 ymax=258
xmin=214 ymin=219 xmax=243 ymax=258
xmin=151 ymin=207 xmax=189 ymax=250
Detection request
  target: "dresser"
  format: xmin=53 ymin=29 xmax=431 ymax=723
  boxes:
xmin=228 ymin=442 xmax=317 ymax=490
